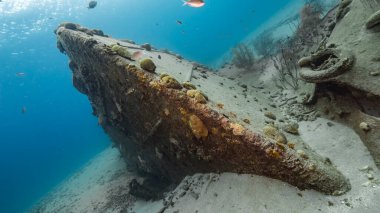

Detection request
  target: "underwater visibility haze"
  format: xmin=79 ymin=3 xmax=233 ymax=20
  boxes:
xmin=1 ymin=0 xmax=380 ymax=212
xmin=0 ymin=1 xmax=296 ymax=212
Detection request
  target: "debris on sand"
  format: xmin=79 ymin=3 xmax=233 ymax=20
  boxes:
xmin=264 ymin=111 xmax=276 ymax=120
xmin=284 ymin=122 xmax=299 ymax=135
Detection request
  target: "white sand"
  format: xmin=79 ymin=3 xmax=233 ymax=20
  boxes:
xmin=30 ymin=118 xmax=380 ymax=213
xmin=29 ymin=147 xmax=150 ymax=213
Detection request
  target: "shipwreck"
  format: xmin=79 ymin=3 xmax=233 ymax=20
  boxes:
xmin=54 ymin=1 xmax=380 ymax=198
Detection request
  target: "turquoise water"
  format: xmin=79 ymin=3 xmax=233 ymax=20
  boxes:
xmin=0 ymin=0 xmax=306 ymax=212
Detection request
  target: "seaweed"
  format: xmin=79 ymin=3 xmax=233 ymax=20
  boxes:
xmin=231 ymin=43 xmax=255 ymax=71
xmin=271 ymin=38 xmax=300 ymax=90
xmin=252 ymin=30 xmax=277 ymax=58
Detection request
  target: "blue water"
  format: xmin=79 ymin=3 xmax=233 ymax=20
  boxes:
xmin=0 ymin=1 xmax=296 ymax=212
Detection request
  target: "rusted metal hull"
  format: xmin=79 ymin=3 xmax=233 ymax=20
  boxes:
xmin=55 ymin=24 xmax=350 ymax=195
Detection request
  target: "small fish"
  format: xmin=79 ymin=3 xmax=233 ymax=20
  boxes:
xmin=88 ymin=1 xmax=97 ymax=9
xmin=21 ymin=106 xmax=27 ymax=114
xmin=177 ymin=20 xmax=183 ymax=25
xmin=131 ymin=51 xmax=143 ymax=61
xmin=182 ymin=0 xmax=205 ymax=8
xmin=16 ymin=72 xmax=26 ymax=77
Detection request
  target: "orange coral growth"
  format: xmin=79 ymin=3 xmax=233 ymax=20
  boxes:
xmin=266 ymin=148 xmax=281 ymax=159
xmin=188 ymin=114 xmax=208 ymax=139
xmin=287 ymin=143 xmax=295 ymax=149
xmin=230 ymin=123 xmax=245 ymax=136
xmin=179 ymin=107 xmax=187 ymax=115
xmin=211 ymin=127 xmax=219 ymax=135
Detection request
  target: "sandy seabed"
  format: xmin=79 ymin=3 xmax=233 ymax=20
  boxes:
xmin=29 ymin=116 xmax=379 ymax=213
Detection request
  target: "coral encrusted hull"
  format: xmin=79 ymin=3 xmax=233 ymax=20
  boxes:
xmin=55 ymin=23 xmax=350 ymax=196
